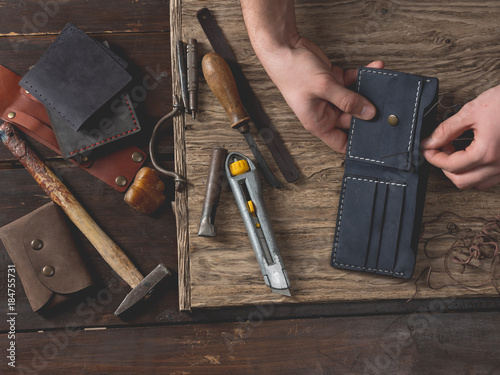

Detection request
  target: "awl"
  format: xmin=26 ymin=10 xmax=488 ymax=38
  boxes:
xmin=226 ymin=151 xmax=291 ymax=296
xmin=202 ymin=52 xmax=282 ymax=189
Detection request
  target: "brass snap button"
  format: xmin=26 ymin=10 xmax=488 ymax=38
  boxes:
xmin=132 ymin=151 xmax=144 ymax=163
xmin=115 ymin=176 xmax=128 ymax=187
xmin=388 ymin=115 xmax=399 ymax=126
xmin=42 ymin=266 xmax=55 ymax=277
xmin=7 ymin=111 xmax=16 ymax=119
xmin=31 ymin=239 xmax=44 ymax=250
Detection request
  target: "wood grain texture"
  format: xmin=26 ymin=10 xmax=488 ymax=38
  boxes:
xmin=178 ymin=0 xmax=500 ymax=309
xmin=170 ymin=0 xmax=191 ymax=311
xmin=2 ymin=311 xmax=500 ymax=374
xmin=0 ymin=0 xmax=169 ymax=36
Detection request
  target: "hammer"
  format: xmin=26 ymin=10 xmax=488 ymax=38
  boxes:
xmin=0 ymin=122 xmax=170 ymax=316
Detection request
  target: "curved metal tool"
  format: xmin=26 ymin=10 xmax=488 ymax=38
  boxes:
xmin=149 ymin=95 xmax=186 ymax=191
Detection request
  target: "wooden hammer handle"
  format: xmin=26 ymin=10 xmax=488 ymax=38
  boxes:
xmin=0 ymin=123 xmax=143 ymax=289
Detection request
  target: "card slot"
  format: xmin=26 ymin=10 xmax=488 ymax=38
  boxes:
xmin=333 ymin=176 xmax=377 ymax=268
xmin=376 ymin=184 xmax=406 ymax=275
xmin=332 ymin=175 xmax=407 ymax=277
xmin=364 ymin=182 xmax=388 ymax=270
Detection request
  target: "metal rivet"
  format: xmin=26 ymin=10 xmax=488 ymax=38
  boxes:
xmin=115 ymin=176 xmax=128 ymax=187
xmin=81 ymin=156 xmax=89 ymax=162
xmin=388 ymin=115 xmax=399 ymax=126
xmin=7 ymin=111 xmax=16 ymax=119
xmin=42 ymin=266 xmax=54 ymax=277
xmin=31 ymin=239 xmax=44 ymax=250
xmin=132 ymin=151 xmax=144 ymax=163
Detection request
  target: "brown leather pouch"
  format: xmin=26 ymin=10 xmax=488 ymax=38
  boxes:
xmin=0 ymin=202 xmax=93 ymax=312
xmin=0 ymin=65 xmax=146 ymax=192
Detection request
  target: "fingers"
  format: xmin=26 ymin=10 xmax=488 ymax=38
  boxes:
xmin=441 ymin=166 xmax=500 ymax=190
xmin=323 ymin=83 xmax=376 ymax=120
xmin=421 ymin=109 xmax=473 ymax=150
xmin=422 ymin=146 xmax=483 ymax=174
xmin=314 ymin=127 xmax=348 ymax=153
xmin=343 ymin=60 xmax=385 ymax=87
xmin=324 ymin=60 xmax=384 ymax=121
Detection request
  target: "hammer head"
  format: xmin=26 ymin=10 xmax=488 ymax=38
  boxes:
xmin=114 ymin=263 xmax=171 ymax=316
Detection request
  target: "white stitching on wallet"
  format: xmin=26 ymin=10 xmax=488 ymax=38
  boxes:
xmin=348 ymin=69 xmax=422 ymax=169
xmin=347 ymin=69 xmax=386 ymax=164
xmin=407 ymin=80 xmax=421 ymax=158
xmin=332 ymin=176 xmax=406 ymax=276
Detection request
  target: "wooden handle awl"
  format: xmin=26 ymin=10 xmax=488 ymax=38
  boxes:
xmin=202 ymin=52 xmax=251 ymax=131
xmin=0 ymin=122 xmax=144 ymax=289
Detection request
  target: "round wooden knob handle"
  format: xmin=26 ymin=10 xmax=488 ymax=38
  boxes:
xmin=202 ymin=52 xmax=251 ymax=131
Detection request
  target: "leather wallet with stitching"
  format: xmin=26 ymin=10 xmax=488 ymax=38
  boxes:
xmin=47 ymin=91 xmax=141 ymax=159
xmin=331 ymin=68 xmax=439 ymax=279
xmin=20 ymin=22 xmax=131 ymax=131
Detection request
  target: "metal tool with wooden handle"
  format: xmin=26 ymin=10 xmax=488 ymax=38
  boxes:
xmin=0 ymin=122 xmax=170 ymax=316
xmin=202 ymin=52 xmax=282 ymax=188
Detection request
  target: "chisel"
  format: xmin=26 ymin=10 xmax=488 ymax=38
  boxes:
xmin=202 ymin=52 xmax=282 ymax=188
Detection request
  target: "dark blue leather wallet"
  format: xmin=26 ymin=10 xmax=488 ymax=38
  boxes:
xmin=331 ymin=68 xmax=439 ymax=279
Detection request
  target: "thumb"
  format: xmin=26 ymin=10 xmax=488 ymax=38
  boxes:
xmin=422 ymin=110 xmax=472 ymax=149
xmin=325 ymin=83 xmax=377 ymax=120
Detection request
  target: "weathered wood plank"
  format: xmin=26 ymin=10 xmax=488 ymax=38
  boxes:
xmin=179 ymin=0 xmax=500 ymax=309
xmin=0 ymin=0 xmax=169 ymax=36
xmin=2 ymin=311 xmax=499 ymax=374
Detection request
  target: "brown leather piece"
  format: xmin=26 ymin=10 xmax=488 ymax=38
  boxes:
xmin=0 ymin=65 xmax=59 ymax=152
xmin=0 ymin=65 xmax=146 ymax=191
xmin=82 ymin=147 xmax=147 ymax=193
xmin=0 ymin=202 xmax=93 ymax=312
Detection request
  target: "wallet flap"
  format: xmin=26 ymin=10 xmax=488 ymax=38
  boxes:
xmin=48 ymin=92 xmax=141 ymax=159
xmin=20 ymin=23 xmax=131 ymax=131
xmin=347 ymin=69 xmax=437 ymax=171
xmin=0 ymin=214 xmax=53 ymax=312
xmin=22 ymin=203 xmax=93 ymax=295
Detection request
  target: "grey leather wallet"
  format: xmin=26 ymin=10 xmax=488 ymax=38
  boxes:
xmin=20 ymin=23 xmax=131 ymax=132
xmin=331 ymin=68 xmax=439 ymax=279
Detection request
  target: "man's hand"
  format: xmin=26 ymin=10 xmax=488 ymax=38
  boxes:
xmin=241 ymin=0 xmax=382 ymax=153
xmin=422 ymin=85 xmax=500 ymax=190
xmin=260 ymin=36 xmax=384 ymax=153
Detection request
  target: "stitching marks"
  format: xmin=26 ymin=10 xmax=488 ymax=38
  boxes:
xmin=347 ymin=69 xmax=390 ymax=164
xmin=347 ymin=69 xmax=421 ymax=168
xmin=332 ymin=175 xmax=406 ymax=277
xmin=345 ymin=176 xmax=407 ymax=187
xmin=406 ymin=80 xmax=421 ymax=159
xmin=69 ymin=95 xmax=139 ymax=155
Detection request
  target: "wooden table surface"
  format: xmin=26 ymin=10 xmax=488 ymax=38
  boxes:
xmin=0 ymin=1 xmax=499 ymax=374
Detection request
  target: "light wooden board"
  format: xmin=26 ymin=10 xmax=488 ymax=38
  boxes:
xmin=173 ymin=0 xmax=500 ymax=310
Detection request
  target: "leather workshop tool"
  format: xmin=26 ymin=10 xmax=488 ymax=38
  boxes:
xmin=176 ymin=41 xmax=189 ymax=113
xmin=0 ymin=122 xmax=171 ymax=316
xmin=202 ymin=52 xmax=283 ymax=189
xmin=197 ymin=7 xmax=300 ymax=183
xmin=198 ymin=147 xmax=228 ymax=237
xmin=226 ymin=151 xmax=291 ymax=296
xmin=148 ymin=95 xmax=186 ymax=191
xmin=187 ymin=38 xmax=199 ymax=120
